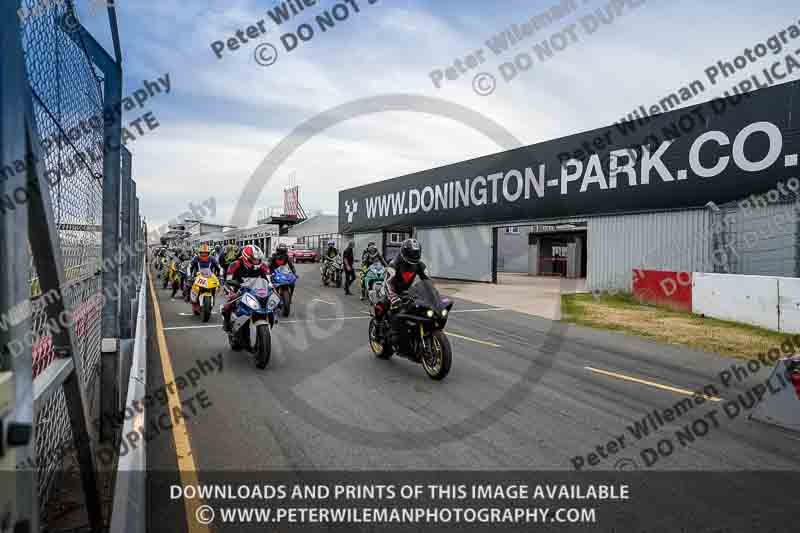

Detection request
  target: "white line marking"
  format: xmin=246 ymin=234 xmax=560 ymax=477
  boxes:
xmin=450 ymin=307 xmax=507 ymax=313
xmin=312 ymin=298 xmax=336 ymax=305
xmin=164 ymin=308 xmax=505 ymax=332
xmin=164 ymin=325 xmax=221 ymax=331
xmin=178 ymin=312 xmax=217 ymax=316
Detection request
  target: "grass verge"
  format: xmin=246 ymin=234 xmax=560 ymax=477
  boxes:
xmin=561 ymin=292 xmax=794 ymax=360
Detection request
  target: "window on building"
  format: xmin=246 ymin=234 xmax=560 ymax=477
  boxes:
xmin=504 ymin=227 xmax=520 ymax=234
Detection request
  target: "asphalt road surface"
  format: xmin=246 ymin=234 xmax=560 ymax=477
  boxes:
xmin=145 ymin=263 xmax=800 ymax=531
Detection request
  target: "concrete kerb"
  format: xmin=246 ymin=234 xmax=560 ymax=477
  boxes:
xmin=230 ymin=93 xmax=569 ymax=449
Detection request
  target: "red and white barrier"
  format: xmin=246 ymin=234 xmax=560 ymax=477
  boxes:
xmin=631 ymin=270 xmax=800 ymax=334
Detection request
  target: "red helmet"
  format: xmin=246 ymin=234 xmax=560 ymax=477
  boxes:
xmin=241 ymin=245 xmax=264 ymax=269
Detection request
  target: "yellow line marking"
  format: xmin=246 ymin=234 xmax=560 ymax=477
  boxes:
xmin=584 ymin=366 xmax=722 ymax=402
xmin=446 ymin=332 xmax=502 ymax=348
xmin=148 ymin=272 xmax=211 ymax=532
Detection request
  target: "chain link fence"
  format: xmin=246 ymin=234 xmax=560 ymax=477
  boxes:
xmin=9 ymin=0 xmax=145 ymax=527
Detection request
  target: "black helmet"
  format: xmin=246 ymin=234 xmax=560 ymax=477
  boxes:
xmin=399 ymin=238 xmax=421 ymax=264
xmin=366 ymin=242 xmax=378 ymax=257
xmin=276 ymin=243 xmax=288 ymax=254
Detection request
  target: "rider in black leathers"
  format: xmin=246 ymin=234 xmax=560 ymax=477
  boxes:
xmin=384 ymin=238 xmax=429 ymax=352
xmin=268 ymin=243 xmax=296 ymax=275
xmin=359 ymin=242 xmax=387 ymax=300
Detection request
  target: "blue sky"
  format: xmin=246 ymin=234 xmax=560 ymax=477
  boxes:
xmin=74 ymin=0 xmax=799 ymax=231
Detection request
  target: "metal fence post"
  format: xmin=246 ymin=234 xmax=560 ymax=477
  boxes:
xmin=0 ymin=2 xmax=37 ymax=529
xmin=82 ymin=32 xmax=124 ymax=444
xmin=120 ymin=151 xmax=132 ymax=339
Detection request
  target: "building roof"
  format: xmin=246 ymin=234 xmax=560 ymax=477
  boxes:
xmin=287 ymin=214 xmax=338 ymax=237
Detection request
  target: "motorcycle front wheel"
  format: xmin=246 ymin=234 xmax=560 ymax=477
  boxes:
xmin=368 ymin=318 xmax=393 ymax=359
xmin=255 ymin=324 xmax=271 ymax=369
xmin=281 ymin=288 xmax=291 ymax=317
xmin=201 ymin=296 xmax=212 ymax=322
xmin=422 ymin=330 xmax=452 ymax=380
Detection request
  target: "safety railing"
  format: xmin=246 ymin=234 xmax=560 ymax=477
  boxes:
xmin=2 ymin=1 xmax=144 ymax=530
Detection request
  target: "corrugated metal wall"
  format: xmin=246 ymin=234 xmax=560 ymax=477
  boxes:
xmin=716 ymin=202 xmax=798 ymax=278
xmin=416 ymin=225 xmax=493 ymax=282
xmin=587 ymin=209 xmax=712 ymax=292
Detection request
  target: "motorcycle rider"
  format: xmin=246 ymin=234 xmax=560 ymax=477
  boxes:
xmin=221 ymin=244 xmax=270 ymax=332
xmin=269 ymin=243 xmax=297 ymax=275
xmin=358 ymin=242 xmax=387 ymax=300
xmin=190 ymin=243 xmax=221 ymax=278
xmin=384 ymin=238 xmax=429 ymax=353
xmin=219 ymin=243 xmax=239 ymax=276
xmin=321 ymin=239 xmax=339 ymax=282
xmin=361 ymin=242 xmax=387 ymax=268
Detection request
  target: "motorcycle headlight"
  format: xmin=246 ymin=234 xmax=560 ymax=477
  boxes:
xmin=268 ymin=293 xmax=281 ymax=310
xmin=441 ymin=309 xmax=448 ymax=317
xmin=243 ymin=293 xmax=260 ymax=310
xmin=426 ymin=310 xmax=434 ymax=318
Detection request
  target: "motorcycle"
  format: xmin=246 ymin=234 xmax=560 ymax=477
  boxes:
xmin=179 ymin=262 xmax=193 ymax=302
xmin=162 ymin=258 xmax=177 ymax=290
xmin=361 ymin=262 xmax=385 ymax=301
xmin=190 ymin=267 xmax=220 ymax=322
xmin=171 ymin=261 xmax=190 ymax=298
xmin=321 ymin=256 xmax=343 ymax=287
xmin=271 ymin=265 xmax=297 ymax=318
xmin=225 ymin=277 xmax=281 ymax=369
xmin=368 ymin=279 xmax=454 ymax=380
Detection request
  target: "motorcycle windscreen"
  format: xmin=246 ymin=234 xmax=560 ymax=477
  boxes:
xmin=242 ymin=277 xmax=271 ymax=299
xmin=406 ymin=279 xmax=444 ymax=310
xmin=277 ymin=265 xmax=292 ymax=274
xmin=199 ymin=267 xmax=213 ymax=277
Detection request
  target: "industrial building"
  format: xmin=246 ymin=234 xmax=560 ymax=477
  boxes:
xmin=339 ymin=81 xmax=800 ymax=290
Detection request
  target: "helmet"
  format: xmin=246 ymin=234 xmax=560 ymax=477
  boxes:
xmin=198 ymin=243 xmax=210 ymax=260
xmin=327 ymin=239 xmax=336 ymax=248
xmin=366 ymin=242 xmax=378 ymax=257
xmin=399 ymin=238 xmax=421 ymax=264
xmin=276 ymin=243 xmax=288 ymax=254
xmin=241 ymin=244 xmax=264 ymax=269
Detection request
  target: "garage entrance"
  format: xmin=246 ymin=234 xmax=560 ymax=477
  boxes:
xmin=493 ymin=222 xmax=587 ymax=283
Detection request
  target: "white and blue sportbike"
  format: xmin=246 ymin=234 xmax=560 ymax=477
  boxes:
xmin=225 ymin=277 xmax=281 ymax=369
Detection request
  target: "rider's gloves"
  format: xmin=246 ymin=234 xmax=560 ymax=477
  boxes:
xmin=389 ymin=294 xmax=401 ymax=308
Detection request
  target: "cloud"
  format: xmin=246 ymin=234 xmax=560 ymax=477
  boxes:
xmin=112 ymin=0 xmax=799 ymax=230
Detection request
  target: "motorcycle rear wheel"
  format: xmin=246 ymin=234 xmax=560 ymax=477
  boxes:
xmin=422 ymin=330 xmax=451 ymax=380
xmin=368 ymin=318 xmax=393 ymax=359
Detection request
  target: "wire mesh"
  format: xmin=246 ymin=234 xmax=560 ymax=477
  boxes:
xmin=17 ymin=0 xmax=110 ymax=523
xmin=711 ymin=186 xmax=800 ymax=278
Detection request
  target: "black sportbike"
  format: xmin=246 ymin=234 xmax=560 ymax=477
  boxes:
xmin=368 ymin=279 xmax=454 ymax=380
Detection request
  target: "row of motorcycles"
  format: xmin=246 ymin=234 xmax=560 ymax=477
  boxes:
xmin=157 ymin=256 xmax=297 ymax=370
xmin=155 ymin=252 xmax=452 ymax=380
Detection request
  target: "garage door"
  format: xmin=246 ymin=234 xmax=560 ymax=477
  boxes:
xmin=416 ymin=226 xmax=493 ymax=282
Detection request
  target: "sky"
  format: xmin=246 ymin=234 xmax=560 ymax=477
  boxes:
xmin=73 ymin=0 xmax=799 ymax=233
